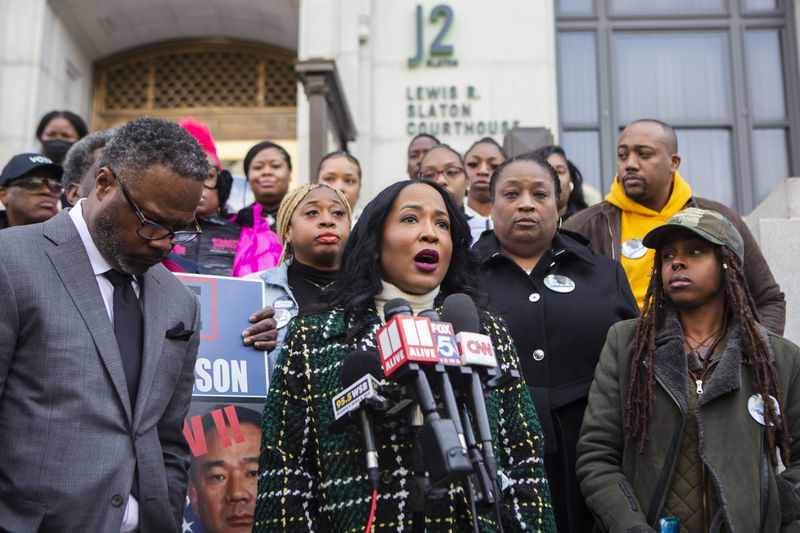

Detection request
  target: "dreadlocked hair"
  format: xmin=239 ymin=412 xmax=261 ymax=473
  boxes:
xmin=625 ymin=245 xmax=791 ymax=466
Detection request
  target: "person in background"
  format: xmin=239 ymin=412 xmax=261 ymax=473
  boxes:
xmin=317 ymin=150 xmax=362 ymax=221
xmin=474 ymin=153 xmax=637 ymax=532
xmin=564 ymin=118 xmax=786 ymax=334
xmin=577 ymin=208 xmax=800 ymax=532
xmin=417 ymin=143 xmax=468 ymax=209
xmin=0 ymin=153 xmax=63 ymax=229
xmin=531 ymin=145 xmax=588 ymax=221
xmin=406 ymin=133 xmax=439 ymax=179
xmin=35 ymin=110 xmax=89 ymax=164
xmin=254 ymin=179 xmax=555 ymax=531
xmin=62 ymin=129 xmax=115 ymax=207
xmin=229 ymin=141 xmax=287 ymax=277
xmin=165 ymin=117 xmax=242 ymax=276
xmin=237 ymin=141 xmax=292 ymax=233
xmin=187 ymin=406 xmax=262 ymax=533
xmin=464 ymin=137 xmax=507 ymax=244
xmin=248 ymin=183 xmax=351 ymax=375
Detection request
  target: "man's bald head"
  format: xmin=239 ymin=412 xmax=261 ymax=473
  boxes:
xmin=624 ymin=119 xmax=678 ymax=154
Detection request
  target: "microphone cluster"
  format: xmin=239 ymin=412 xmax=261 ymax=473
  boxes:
xmin=329 ymin=293 xmax=520 ymax=530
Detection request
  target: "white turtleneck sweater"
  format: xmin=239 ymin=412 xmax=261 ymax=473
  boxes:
xmin=373 ymin=280 xmax=439 ymax=321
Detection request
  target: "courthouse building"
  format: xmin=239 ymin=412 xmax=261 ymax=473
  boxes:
xmin=2 ymin=0 xmax=800 ymax=340
xmin=2 ymin=0 xmax=800 ymax=213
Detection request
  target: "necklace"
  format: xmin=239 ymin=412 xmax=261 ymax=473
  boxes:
xmin=685 ymin=328 xmax=724 ymax=359
xmin=306 ymin=279 xmax=335 ymax=292
xmin=685 ymin=326 xmax=726 ymax=395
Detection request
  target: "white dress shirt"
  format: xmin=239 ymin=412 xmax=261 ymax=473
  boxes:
xmin=68 ymin=200 xmax=140 ymax=532
xmin=463 ymin=203 xmax=493 ymax=246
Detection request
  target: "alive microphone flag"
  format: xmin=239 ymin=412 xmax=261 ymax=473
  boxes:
xmin=377 ymin=315 xmax=438 ymax=376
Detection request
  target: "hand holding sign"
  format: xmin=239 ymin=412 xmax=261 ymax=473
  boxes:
xmin=242 ymin=306 xmax=278 ymax=351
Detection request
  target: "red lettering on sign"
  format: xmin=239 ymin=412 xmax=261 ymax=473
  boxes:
xmin=182 ymin=404 xmax=246 ymax=457
xmin=223 ymin=404 xmax=246 ymax=444
xmin=182 ymin=415 xmax=208 ymax=457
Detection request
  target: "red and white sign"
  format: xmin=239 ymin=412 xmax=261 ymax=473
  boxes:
xmin=377 ymin=316 xmax=438 ymax=376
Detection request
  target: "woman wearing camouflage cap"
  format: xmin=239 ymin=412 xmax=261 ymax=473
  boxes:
xmin=577 ymin=207 xmax=800 ymax=532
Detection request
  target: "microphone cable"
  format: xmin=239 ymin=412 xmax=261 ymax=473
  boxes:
xmin=365 ymin=487 xmax=378 ymax=533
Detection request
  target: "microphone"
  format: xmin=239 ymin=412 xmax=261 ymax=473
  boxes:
xmin=418 ymin=309 xmax=466 ymax=451
xmin=441 ymin=294 xmax=501 ymax=488
xmin=376 ymin=298 xmax=440 ymax=415
xmin=332 ymin=350 xmax=385 ymax=489
xmin=376 ymin=298 xmax=471 ymax=486
xmin=421 ymin=309 xmax=497 ymax=513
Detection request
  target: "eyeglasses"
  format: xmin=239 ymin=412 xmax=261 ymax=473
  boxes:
xmin=204 ymin=166 xmax=220 ymax=190
xmin=8 ymin=176 xmax=63 ymax=194
xmin=419 ymin=167 xmax=465 ymax=182
xmin=109 ymin=169 xmax=202 ymax=244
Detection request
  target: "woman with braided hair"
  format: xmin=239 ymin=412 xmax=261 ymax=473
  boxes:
xmin=576 ymin=207 xmax=800 ymax=532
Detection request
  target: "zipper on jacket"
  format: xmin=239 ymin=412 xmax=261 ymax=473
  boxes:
xmin=647 ymin=371 xmax=686 ymax=525
xmin=759 ymin=434 xmax=770 ymax=532
xmin=602 ymin=206 xmax=616 ymax=261
xmin=695 ymin=386 xmax=710 ymax=533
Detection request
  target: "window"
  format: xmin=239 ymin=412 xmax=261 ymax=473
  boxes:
xmin=556 ymin=0 xmax=799 ymax=212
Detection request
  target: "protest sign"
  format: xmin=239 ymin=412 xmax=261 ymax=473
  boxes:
xmin=175 ymin=274 xmax=267 ymax=533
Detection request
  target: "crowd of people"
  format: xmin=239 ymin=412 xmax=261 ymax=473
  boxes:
xmin=0 ymin=110 xmax=797 ymax=533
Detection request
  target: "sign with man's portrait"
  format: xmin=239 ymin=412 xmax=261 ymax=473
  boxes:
xmin=176 ymin=274 xmax=267 ymax=533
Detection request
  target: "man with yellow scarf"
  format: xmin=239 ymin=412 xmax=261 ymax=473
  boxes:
xmin=565 ymin=118 xmax=786 ymax=334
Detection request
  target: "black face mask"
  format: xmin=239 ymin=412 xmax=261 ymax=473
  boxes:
xmin=41 ymin=139 xmax=74 ymax=164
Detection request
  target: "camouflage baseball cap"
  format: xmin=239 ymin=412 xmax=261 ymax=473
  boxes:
xmin=643 ymin=207 xmax=744 ymax=260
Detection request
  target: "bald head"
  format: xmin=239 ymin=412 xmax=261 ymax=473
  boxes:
xmin=624 ymin=119 xmax=678 ymax=154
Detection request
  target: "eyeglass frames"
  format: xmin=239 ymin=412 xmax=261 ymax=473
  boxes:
xmin=108 ymin=168 xmax=202 ymax=244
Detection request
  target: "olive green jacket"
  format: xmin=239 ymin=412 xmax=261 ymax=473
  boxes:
xmin=576 ymin=314 xmax=800 ymax=532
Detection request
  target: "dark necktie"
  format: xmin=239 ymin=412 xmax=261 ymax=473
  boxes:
xmin=104 ymin=270 xmax=143 ymax=411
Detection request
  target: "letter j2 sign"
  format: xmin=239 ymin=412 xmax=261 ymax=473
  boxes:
xmin=408 ymin=4 xmax=458 ymax=68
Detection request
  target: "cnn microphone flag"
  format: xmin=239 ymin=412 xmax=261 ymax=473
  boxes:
xmin=455 ymin=331 xmax=498 ymax=368
xmin=377 ymin=316 xmax=438 ymax=375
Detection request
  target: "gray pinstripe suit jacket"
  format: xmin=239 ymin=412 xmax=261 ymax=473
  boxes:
xmin=0 ymin=210 xmax=200 ymax=532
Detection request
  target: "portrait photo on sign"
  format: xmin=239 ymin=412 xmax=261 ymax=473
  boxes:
xmin=182 ymin=401 xmax=263 ymax=533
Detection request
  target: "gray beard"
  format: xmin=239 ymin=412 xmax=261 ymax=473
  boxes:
xmin=92 ymin=209 xmax=148 ymax=275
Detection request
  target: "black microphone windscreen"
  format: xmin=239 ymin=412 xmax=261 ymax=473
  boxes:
xmin=418 ymin=309 xmax=441 ymax=321
xmin=340 ymin=350 xmax=384 ymax=387
xmin=383 ymin=297 xmax=412 ymax=321
xmin=441 ymin=293 xmax=480 ymax=333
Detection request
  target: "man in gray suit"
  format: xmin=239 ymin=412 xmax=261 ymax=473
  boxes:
xmin=0 ymin=117 xmax=209 ymax=531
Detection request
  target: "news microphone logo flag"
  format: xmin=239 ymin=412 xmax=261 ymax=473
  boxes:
xmin=331 ymin=374 xmax=381 ymax=420
xmin=429 ymin=320 xmax=461 ymax=366
xmin=456 ymin=331 xmax=497 ymax=368
xmin=377 ymin=315 xmax=438 ymax=376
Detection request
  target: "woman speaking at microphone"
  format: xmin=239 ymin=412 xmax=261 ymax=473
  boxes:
xmin=473 ymin=154 xmax=638 ymax=533
xmin=253 ymin=180 xmax=555 ymax=531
